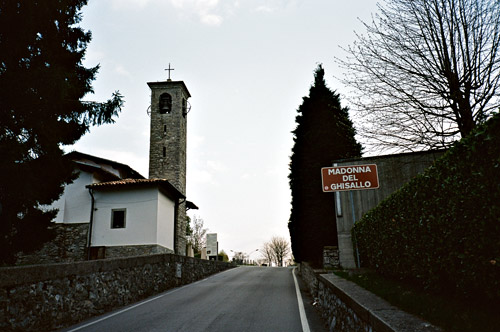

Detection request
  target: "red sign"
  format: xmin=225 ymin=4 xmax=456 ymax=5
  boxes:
xmin=321 ymin=164 xmax=379 ymax=192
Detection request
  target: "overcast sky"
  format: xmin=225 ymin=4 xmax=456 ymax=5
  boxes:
xmin=68 ymin=0 xmax=379 ymax=259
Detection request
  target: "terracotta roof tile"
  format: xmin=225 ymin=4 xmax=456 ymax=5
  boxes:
xmin=87 ymin=178 xmax=169 ymax=187
xmin=86 ymin=178 xmax=185 ymax=199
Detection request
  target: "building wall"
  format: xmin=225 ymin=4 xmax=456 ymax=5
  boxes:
xmin=157 ymin=191 xmax=176 ymax=250
xmin=49 ymin=170 xmax=93 ymax=224
xmin=334 ymin=150 xmax=445 ymax=268
xmin=91 ymin=187 xmax=159 ymax=247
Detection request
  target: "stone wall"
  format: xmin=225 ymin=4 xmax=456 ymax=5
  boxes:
xmin=299 ymin=264 xmax=441 ymax=332
xmin=104 ymin=244 xmax=174 ymax=258
xmin=299 ymin=262 xmax=325 ymax=298
xmin=0 ymin=254 xmax=234 ymax=331
xmin=15 ymin=223 xmax=89 ymax=265
xmin=14 ymin=224 xmax=178 ymax=264
xmin=323 ymin=246 xmax=339 ymax=269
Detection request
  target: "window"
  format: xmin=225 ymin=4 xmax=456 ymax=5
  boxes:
xmin=163 ymin=125 xmax=167 ymax=134
xmin=159 ymin=93 xmax=172 ymax=114
xmin=111 ymin=209 xmax=126 ymax=229
xmin=163 ymin=146 xmax=167 ymax=158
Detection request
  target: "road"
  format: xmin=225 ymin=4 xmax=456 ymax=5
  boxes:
xmin=61 ymin=266 xmax=327 ymax=332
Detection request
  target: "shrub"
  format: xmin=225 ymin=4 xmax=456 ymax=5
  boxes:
xmin=353 ymin=112 xmax=500 ymax=302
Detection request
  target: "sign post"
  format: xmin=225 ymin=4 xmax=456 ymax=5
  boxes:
xmin=321 ymin=163 xmax=379 ymax=268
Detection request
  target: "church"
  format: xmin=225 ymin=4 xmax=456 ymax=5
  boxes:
xmin=16 ymin=75 xmax=197 ymax=264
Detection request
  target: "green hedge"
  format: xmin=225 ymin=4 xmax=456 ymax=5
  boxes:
xmin=353 ymin=113 xmax=500 ymax=301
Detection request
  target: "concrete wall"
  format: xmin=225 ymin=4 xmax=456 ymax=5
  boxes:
xmin=299 ymin=264 xmax=441 ymax=332
xmin=333 ymin=150 xmax=445 ymax=268
xmin=0 ymin=254 xmax=234 ymax=332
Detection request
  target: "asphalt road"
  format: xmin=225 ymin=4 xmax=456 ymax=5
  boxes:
xmin=61 ymin=266 xmax=328 ymax=332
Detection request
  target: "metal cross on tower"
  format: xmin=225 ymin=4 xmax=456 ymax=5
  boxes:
xmin=165 ymin=63 xmax=175 ymax=81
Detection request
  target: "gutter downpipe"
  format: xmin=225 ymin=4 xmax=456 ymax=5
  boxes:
xmin=87 ymin=188 xmax=95 ymax=260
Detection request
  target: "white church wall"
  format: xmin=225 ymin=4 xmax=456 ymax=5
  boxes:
xmin=156 ymin=192 xmax=176 ymax=250
xmin=91 ymin=187 xmax=159 ymax=247
xmin=49 ymin=169 xmax=93 ymax=224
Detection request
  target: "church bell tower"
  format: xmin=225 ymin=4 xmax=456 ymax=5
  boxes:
xmin=147 ymin=68 xmax=191 ymax=255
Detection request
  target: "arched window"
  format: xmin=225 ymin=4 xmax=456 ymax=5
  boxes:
xmin=159 ymin=93 xmax=172 ymax=114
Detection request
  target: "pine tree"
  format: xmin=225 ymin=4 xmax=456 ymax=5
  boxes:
xmin=0 ymin=0 xmax=123 ymax=264
xmin=288 ymin=65 xmax=361 ymax=265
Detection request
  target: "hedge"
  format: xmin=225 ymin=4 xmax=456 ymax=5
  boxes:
xmin=353 ymin=112 xmax=500 ymax=302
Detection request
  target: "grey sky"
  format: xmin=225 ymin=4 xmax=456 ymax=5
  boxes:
xmin=69 ymin=0 xmax=379 ymax=258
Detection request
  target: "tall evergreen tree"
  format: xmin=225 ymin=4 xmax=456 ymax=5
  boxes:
xmin=0 ymin=0 xmax=123 ymax=264
xmin=288 ymin=65 xmax=361 ymax=265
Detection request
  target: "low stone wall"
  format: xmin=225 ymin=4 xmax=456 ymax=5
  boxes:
xmin=299 ymin=263 xmax=325 ymax=298
xmin=299 ymin=264 xmax=441 ymax=332
xmin=0 ymin=254 xmax=234 ymax=331
xmin=15 ymin=223 xmax=89 ymax=265
xmin=104 ymin=244 xmax=174 ymax=258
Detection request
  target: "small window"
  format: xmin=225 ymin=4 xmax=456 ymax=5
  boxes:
xmin=162 ymin=146 xmax=167 ymax=157
xmin=159 ymin=93 xmax=172 ymax=114
xmin=163 ymin=125 xmax=167 ymax=134
xmin=111 ymin=209 xmax=126 ymax=229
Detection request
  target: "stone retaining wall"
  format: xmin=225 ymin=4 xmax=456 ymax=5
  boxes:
xmin=299 ymin=263 xmax=325 ymax=298
xmin=0 ymin=254 xmax=234 ymax=331
xmin=299 ymin=264 xmax=441 ymax=332
xmin=15 ymin=224 xmax=89 ymax=265
xmin=104 ymin=244 xmax=174 ymax=258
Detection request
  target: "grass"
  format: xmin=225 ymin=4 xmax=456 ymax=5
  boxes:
xmin=333 ymin=270 xmax=498 ymax=332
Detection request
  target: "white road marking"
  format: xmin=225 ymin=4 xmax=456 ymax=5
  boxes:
xmin=292 ymin=267 xmax=311 ymax=332
xmin=65 ymin=268 xmax=237 ymax=331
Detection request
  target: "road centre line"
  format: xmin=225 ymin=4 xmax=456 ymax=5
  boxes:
xmin=292 ymin=267 xmax=311 ymax=332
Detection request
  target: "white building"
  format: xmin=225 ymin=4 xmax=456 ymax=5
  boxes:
xmin=40 ymin=151 xmax=194 ymax=261
xmin=87 ymin=178 xmax=185 ymax=258
xmin=50 ymin=151 xmax=144 ymax=225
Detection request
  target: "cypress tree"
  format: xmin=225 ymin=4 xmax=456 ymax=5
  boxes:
xmin=288 ymin=65 xmax=361 ymax=265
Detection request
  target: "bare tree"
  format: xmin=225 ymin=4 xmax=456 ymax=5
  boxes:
xmin=269 ymin=236 xmax=291 ymax=267
xmin=338 ymin=0 xmax=500 ymax=151
xmin=187 ymin=215 xmax=207 ymax=254
xmin=260 ymin=242 xmax=275 ymax=266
